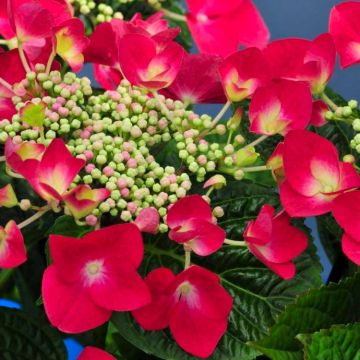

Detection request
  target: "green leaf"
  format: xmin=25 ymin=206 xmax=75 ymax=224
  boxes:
xmin=251 ymin=272 xmax=360 ymax=360
xmin=0 ymin=308 xmax=67 ymax=359
xmin=20 ymin=101 xmax=46 ymax=128
xmin=297 ymin=323 xmax=360 ymax=360
xmin=112 ymin=180 xmax=322 ymax=360
xmin=47 ymin=215 xmax=93 ymax=237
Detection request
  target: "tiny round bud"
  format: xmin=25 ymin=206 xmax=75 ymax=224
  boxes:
xmin=343 ymin=154 xmax=355 ymax=163
xmin=234 ymin=169 xmax=245 ymax=180
xmin=19 ymin=199 xmax=31 ymax=211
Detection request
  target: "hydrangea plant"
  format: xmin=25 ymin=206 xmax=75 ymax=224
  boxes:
xmin=0 ymin=1 xmax=359 ymax=359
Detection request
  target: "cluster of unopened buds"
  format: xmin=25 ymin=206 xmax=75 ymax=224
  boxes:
xmin=1 ymin=0 xmax=360 ymax=358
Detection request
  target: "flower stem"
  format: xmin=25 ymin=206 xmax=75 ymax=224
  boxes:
xmin=321 ymin=92 xmax=338 ymax=112
xmin=0 ymin=156 xmax=5 ymax=162
xmin=242 ymin=165 xmax=270 ymax=173
xmin=205 ymin=187 xmax=214 ymax=198
xmin=0 ymin=77 xmax=14 ymax=94
xmin=224 ymin=239 xmax=247 ymax=246
xmin=6 ymin=167 xmax=24 ymax=179
xmin=0 ymin=39 xmax=8 ymax=45
xmin=211 ymin=101 xmax=231 ymax=127
xmin=184 ymin=249 xmax=191 ymax=269
xmin=242 ymin=135 xmax=268 ymax=150
xmin=45 ymin=49 xmax=56 ymax=75
xmin=162 ymin=9 xmax=187 ymax=22
xmin=17 ymin=41 xmax=32 ymax=74
xmin=18 ymin=206 xmax=51 ymax=230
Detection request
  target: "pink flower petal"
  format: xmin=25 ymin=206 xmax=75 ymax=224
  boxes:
xmin=0 ymin=220 xmax=26 ymax=268
xmin=186 ymin=0 xmax=269 ymax=57
xmin=132 ymin=267 xmax=175 ymax=330
xmin=42 ymin=266 xmax=111 ymax=333
xmin=329 ymin=1 xmax=360 ymax=68
xmin=283 ymin=130 xmax=340 ymax=197
xmin=219 ymin=47 xmax=271 ymax=102
xmin=249 ymin=79 xmax=312 ymax=136
xmin=90 ymin=259 xmax=150 ymax=311
xmin=134 ymin=207 xmax=160 ymax=234
xmin=166 ymin=195 xmax=212 ymax=229
xmin=332 ymin=190 xmax=360 ymax=241
xmin=78 ymin=347 xmax=116 ymax=360
xmin=342 ymin=233 xmax=360 ymax=265
xmin=163 ymin=53 xmax=226 ymax=104
xmin=280 ymin=179 xmax=335 ymax=217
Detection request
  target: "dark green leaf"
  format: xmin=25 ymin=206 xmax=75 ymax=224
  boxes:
xmin=0 ymin=308 xmax=67 ymax=360
xmin=47 ymin=215 xmax=93 ymax=238
xmin=297 ymin=323 xmax=360 ymax=360
xmin=251 ymin=272 xmax=360 ymax=360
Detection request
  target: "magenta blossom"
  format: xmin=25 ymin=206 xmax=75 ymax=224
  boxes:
xmin=166 ymin=195 xmax=225 ymax=256
xmin=42 ymin=224 xmax=150 ymax=333
xmin=132 ymin=265 xmax=233 ymax=358
xmin=244 ymin=205 xmax=308 ymax=279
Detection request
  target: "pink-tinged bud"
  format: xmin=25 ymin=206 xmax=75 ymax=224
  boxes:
xmin=57 ymin=97 xmax=66 ymax=106
xmin=203 ymin=175 xmax=227 ymax=189
xmin=127 ymin=159 xmax=138 ymax=168
xmin=116 ymin=104 xmax=126 ymax=112
xmin=197 ymin=155 xmax=207 ymax=166
xmin=184 ymin=130 xmax=194 ymax=139
xmin=123 ymin=142 xmax=133 ymax=152
xmin=199 ymin=139 xmax=208 ymax=145
xmin=127 ymin=202 xmax=138 ymax=214
xmin=159 ymin=192 xmax=168 ymax=201
xmin=158 ymin=119 xmax=168 ymax=129
xmin=117 ymin=179 xmax=128 ymax=189
xmin=12 ymin=136 xmax=22 ymax=144
xmin=160 ymin=178 xmax=170 ymax=187
xmin=122 ymin=151 xmax=130 ymax=161
xmin=84 ymin=150 xmax=94 ymax=160
xmin=168 ymin=174 xmax=177 ymax=184
xmin=49 ymin=112 xmax=60 ymax=122
xmin=103 ymin=166 xmax=114 ymax=177
xmin=120 ymin=188 xmax=130 ymax=198
xmin=85 ymin=164 xmax=96 ymax=174
xmin=52 ymin=103 xmax=61 ymax=111
xmin=147 ymin=126 xmax=156 ymax=135
xmin=77 ymin=154 xmax=86 ymax=161
xmin=0 ymin=184 xmax=18 ymax=208
xmin=81 ymin=130 xmax=91 ymax=139
xmin=58 ymin=107 xmax=69 ymax=117
xmin=134 ymin=207 xmax=160 ymax=234
xmin=181 ymin=180 xmax=192 ymax=191
xmin=106 ymin=198 xmax=116 ymax=208
xmin=85 ymin=215 xmax=98 ymax=227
